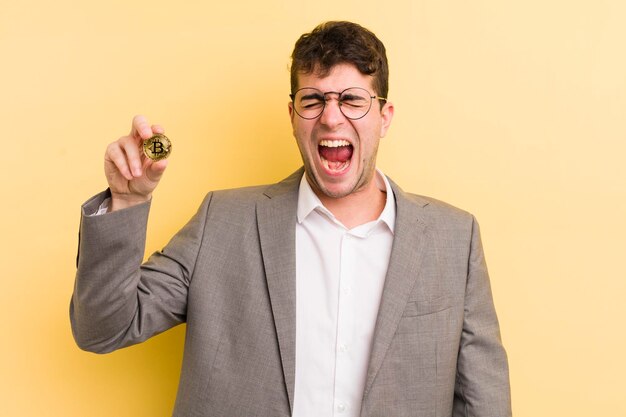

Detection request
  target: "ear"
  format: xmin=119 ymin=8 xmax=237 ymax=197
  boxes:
xmin=288 ymin=101 xmax=297 ymax=134
xmin=288 ymin=101 xmax=294 ymax=119
xmin=379 ymin=101 xmax=394 ymax=138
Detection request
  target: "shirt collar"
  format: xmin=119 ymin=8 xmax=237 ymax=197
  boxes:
xmin=297 ymin=169 xmax=396 ymax=234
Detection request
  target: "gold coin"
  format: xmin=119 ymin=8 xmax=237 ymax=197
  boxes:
xmin=142 ymin=134 xmax=172 ymax=161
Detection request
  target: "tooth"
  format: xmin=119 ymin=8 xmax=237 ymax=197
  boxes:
xmin=319 ymin=139 xmax=351 ymax=148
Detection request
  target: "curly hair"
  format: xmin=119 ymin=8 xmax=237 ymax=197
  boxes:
xmin=290 ymin=21 xmax=389 ymax=98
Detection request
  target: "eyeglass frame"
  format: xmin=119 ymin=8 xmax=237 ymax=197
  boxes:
xmin=289 ymin=87 xmax=388 ymax=120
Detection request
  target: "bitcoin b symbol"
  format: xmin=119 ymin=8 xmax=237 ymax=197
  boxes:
xmin=151 ymin=141 xmax=164 ymax=155
xmin=142 ymin=134 xmax=172 ymax=161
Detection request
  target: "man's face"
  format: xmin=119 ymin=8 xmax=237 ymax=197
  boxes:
xmin=289 ymin=63 xmax=394 ymax=200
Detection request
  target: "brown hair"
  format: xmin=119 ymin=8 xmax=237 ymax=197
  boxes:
xmin=290 ymin=21 xmax=389 ymax=98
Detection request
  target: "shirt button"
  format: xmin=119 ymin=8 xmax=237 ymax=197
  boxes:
xmin=338 ymin=344 xmax=348 ymax=353
xmin=342 ymin=286 xmax=351 ymax=295
xmin=337 ymin=403 xmax=347 ymax=413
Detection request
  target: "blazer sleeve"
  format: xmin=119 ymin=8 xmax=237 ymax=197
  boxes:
xmin=452 ymin=216 xmax=512 ymax=416
xmin=70 ymin=190 xmax=212 ymax=353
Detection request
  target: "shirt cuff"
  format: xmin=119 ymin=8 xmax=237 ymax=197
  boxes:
xmin=87 ymin=197 xmax=111 ymax=216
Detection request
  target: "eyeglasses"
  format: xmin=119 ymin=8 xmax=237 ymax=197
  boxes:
xmin=290 ymin=87 xmax=387 ymax=120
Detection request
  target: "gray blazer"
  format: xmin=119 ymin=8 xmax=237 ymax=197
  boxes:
xmin=71 ymin=168 xmax=511 ymax=417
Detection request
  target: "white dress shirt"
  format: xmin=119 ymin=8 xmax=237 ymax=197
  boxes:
xmin=292 ymin=170 xmax=395 ymax=417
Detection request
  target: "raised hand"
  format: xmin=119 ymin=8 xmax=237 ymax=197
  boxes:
xmin=104 ymin=115 xmax=169 ymax=211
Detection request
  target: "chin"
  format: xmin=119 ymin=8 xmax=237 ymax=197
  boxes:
xmin=317 ymin=180 xmax=359 ymax=199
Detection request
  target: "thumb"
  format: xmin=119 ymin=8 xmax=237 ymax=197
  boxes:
xmin=145 ymin=159 xmax=169 ymax=183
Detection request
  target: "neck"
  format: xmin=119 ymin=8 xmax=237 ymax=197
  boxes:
xmin=315 ymin=176 xmax=387 ymax=229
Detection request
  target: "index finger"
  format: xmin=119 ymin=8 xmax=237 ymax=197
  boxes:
xmin=130 ymin=115 xmax=154 ymax=140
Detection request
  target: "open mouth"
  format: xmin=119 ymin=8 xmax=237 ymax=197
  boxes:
xmin=318 ymin=139 xmax=354 ymax=173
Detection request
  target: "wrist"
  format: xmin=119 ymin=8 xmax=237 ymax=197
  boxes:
xmin=109 ymin=193 xmax=151 ymax=212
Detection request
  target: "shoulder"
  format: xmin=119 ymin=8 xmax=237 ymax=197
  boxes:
xmin=394 ymin=189 xmax=481 ymax=256
xmin=197 ymin=168 xmax=302 ymax=215
xmin=198 ymin=184 xmax=271 ymax=218
xmin=211 ymin=183 xmax=272 ymax=203
xmin=408 ymin=192 xmax=473 ymax=221
xmin=388 ymin=178 xmax=476 ymax=232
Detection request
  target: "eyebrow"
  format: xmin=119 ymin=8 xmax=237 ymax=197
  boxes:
xmin=300 ymin=92 xmax=325 ymax=100
xmin=341 ymin=92 xmax=367 ymax=100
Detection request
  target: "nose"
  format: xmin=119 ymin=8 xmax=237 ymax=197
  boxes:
xmin=319 ymin=95 xmax=345 ymax=128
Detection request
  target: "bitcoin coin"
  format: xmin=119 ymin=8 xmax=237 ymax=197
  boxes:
xmin=142 ymin=134 xmax=172 ymax=161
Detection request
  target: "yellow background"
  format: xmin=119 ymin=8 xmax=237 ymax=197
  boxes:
xmin=1 ymin=1 xmax=625 ymax=416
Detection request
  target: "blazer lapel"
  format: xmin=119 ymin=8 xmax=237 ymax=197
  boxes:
xmin=256 ymin=168 xmax=303 ymax=412
xmin=363 ymin=180 xmax=432 ymax=398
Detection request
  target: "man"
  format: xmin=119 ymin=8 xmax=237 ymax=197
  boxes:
xmin=71 ymin=21 xmax=511 ymax=417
